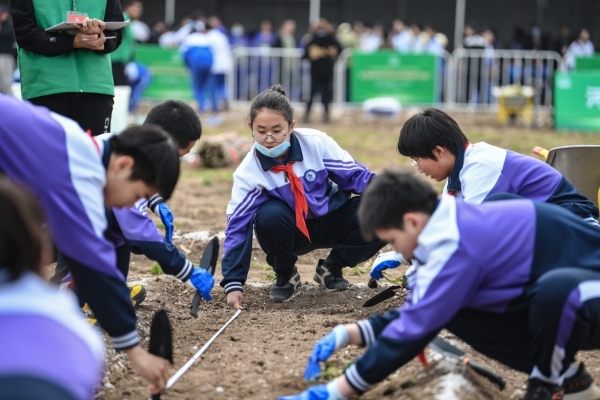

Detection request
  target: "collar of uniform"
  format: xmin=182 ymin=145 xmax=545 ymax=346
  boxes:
xmin=413 ymin=196 xmax=452 ymax=264
xmin=447 ymin=144 xmax=470 ymax=193
xmin=100 ymin=138 xmax=111 ymax=170
xmin=256 ymin=132 xmax=304 ymax=171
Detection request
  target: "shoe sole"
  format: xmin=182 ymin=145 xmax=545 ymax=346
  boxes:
xmin=312 ymin=274 xmax=349 ymax=292
xmin=130 ymin=286 xmax=147 ymax=309
xmin=565 ymin=384 xmax=600 ymax=400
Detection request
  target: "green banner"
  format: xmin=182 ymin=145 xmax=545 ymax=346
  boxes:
xmin=349 ymin=51 xmax=439 ymax=104
xmin=555 ymin=72 xmax=600 ymax=131
xmin=134 ymin=45 xmax=193 ymax=100
xmin=575 ymin=56 xmax=600 ymax=72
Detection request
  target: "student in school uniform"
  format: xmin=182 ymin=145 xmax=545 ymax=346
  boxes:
xmin=282 ymin=169 xmax=600 ymax=400
xmin=0 ymin=94 xmax=213 ymax=394
xmin=52 ymin=100 xmax=214 ymax=306
xmin=221 ymin=85 xmax=385 ymax=307
xmin=0 ymin=178 xmax=104 ymax=400
xmin=370 ymin=108 xmax=599 ymax=280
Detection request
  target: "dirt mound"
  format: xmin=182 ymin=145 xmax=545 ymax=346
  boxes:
xmin=365 ymin=359 xmax=503 ymax=400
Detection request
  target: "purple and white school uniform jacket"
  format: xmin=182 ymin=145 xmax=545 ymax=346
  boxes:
xmin=220 ymin=129 xmax=376 ymax=293
xmin=0 ymin=95 xmax=138 ymax=349
xmin=344 ymin=195 xmax=600 ymax=392
xmin=0 ymin=272 xmax=104 ymax=399
xmin=108 ymin=195 xmax=194 ymax=282
xmin=445 ymin=142 xmax=598 ymax=222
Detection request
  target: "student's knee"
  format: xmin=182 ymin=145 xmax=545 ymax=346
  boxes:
xmin=255 ymin=200 xmax=295 ymax=235
xmin=484 ymin=193 xmax=523 ymax=202
xmin=532 ymin=268 xmax=584 ymax=307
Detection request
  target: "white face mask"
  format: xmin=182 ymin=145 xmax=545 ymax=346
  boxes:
xmin=253 ymin=137 xmax=291 ymax=158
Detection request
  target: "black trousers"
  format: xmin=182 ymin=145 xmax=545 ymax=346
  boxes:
xmin=29 ymin=92 xmax=114 ymax=136
xmin=447 ymin=268 xmax=600 ymax=384
xmin=254 ymin=197 xmax=386 ymax=276
xmin=305 ymin=75 xmax=333 ymax=117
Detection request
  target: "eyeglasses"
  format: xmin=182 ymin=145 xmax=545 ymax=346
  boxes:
xmin=253 ymin=131 xmax=289 ymax=144
xmin=411 ymin=158 xmax=422 ymax=170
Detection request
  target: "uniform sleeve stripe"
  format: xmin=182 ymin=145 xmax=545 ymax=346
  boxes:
xmin=110 ymin=330 xmax=140 ymax=349
xmin=224 ymin=282 xmax=243 ymax=293
xmin=323 ymin=159 xmax=357 ymax=166
xmin=229 ymin=188 xmax=261 ymax=221
xmin=148 ymin=194 xmax=164 ymax=212
xmin=344 ymin=364 xmax=371 ymax=392
xmin=357 ymin=320 xmax=375 ymax=346
xmin=324 ymin=165 xmax=366 ymax=172
xmin=176 ymin=259 xmax=194 ymax=280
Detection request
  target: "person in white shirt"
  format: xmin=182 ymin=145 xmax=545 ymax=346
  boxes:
xmin=566 ymin=28 xmax=595 ymax=70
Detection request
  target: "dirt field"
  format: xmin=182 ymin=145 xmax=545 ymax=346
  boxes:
xmin=95 ymin=108 xmax=600 ymax=399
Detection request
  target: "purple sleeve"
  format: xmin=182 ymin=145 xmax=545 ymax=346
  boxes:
xmin=321 ymin=135 xmax=375 ymax=194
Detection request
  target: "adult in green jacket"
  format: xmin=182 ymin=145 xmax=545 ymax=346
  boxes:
xmin=11 ymin=0 xmax=124 ymax=135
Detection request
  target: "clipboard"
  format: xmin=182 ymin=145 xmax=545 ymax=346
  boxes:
xmin=45 ymin=20 xmax=130 ymax=34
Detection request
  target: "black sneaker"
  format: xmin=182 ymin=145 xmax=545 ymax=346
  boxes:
xmin=564 ymin=363 xmax=600 ymax=400
xmin=521 ymin=378 xmax=564 ymax=400
xmin=269 ymin=268 xmax=301 ymax=303
xmin=313 ymin=259 xmax=349 ymax=291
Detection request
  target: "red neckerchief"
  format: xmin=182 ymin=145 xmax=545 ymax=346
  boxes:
xmin=271 ymin=162 xmax=311 ymax=242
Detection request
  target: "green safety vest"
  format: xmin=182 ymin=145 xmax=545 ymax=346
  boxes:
xmin=110 ymin=12 xmax=134 ymax=64
xmin=18 ymin=0 xmax=114 ymax=99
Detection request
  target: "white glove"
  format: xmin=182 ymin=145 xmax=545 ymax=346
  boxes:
xmin=370 ymin=251 xmax=405 ymax=280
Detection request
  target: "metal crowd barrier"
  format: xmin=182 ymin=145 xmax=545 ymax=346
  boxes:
xmin=447 ymin=48 xmax=563 ymax=108
xmin=229 ymin=47 xmax=309 ymax=105
xmin=229 ymin=46 xmax=565 ymax=109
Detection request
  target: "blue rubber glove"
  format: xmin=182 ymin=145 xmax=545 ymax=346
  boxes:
xmin=304 ymin=325 xmax=349 ymax=381
xmin=156 ymin=202 xmax=174 ymax=244
xmin=370 ymin=251 xmax=404 ymax=280
xmin=187 ymin=267 xmax=215 ymax=301
xmin=149 ymin=194 xmax=174 ymax=244
xmin=278 ymin=380 xmax=346 ymax=400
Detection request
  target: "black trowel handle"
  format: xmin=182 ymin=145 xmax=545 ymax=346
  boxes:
xmin=467 ymin=360 xmax=506 ymax=391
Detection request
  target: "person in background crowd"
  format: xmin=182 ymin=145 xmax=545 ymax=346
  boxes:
xmin=274 ymin=19 xmax=298 ymax=49
xmin=251 ymin=20 xmax=276 ymax=47
xmin=409 ymin=23 xmax=426 ymax=52
xmin=303 ymin=19 xmax=342 ymax=124
xmin=149 ymin=20 xmax=169 ymax=44
xmin=180 ymin=21 xmax=215 ymax=112
xmin=358 ymin=23 xmax=382 ymax=52
xmin=554 ymin=22 xmax=572 ymax=56
xmin=207 ymin=20 xmax=232 ymax=122
xmin=462 ymin=24 xmax=486 ymax=49
xmin=111 ymin=0 xmax=138 ymax=86
xmin=390 ymin=19 xmax=412 ymax=52
xmin=566 ymin=28 xmax=595 ymax=70
xmin=208 ymin=15 xmax=228 ymax=36
xmin=229 ymin=21 xmax=249 ymax=48
xmin=336 ymin=22 xmax=357 ymax=49
xmin=11 ymin=0 xmax=124 ymax=135
xmin=0 ymin=4 xmax=15 ymax=95
xmin=423 ymin=25 xmax=444 ymax=56
xmin=128 ymin=1 xmax=150 ymax=43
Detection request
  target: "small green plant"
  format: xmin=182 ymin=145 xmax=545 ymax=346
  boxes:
xmin=202 ymin=176 xmax=213 ymax=186
xmin=150 ymin=262 xmax=163 ymax=275
xmin=263 ymin=273 xmax=276 ymax=281
xmin=320 ymin=363 xmax=344 ymax=381
xmin=348 ymin=267 xmax=368 ymax=276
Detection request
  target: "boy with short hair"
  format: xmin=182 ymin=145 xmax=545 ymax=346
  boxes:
xmin=53 ymin=99 xmax=213 ymax=301
xmin=282 ymin=169 xmax=600 ymax=400
xmin=370 ymin=108 xmax=599 ymax=280
xmin=0 ymin=95 xmax=212 ymax=394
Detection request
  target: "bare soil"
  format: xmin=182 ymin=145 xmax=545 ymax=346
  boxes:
xmin=95 ymin=110 xmax=600 ymax=400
